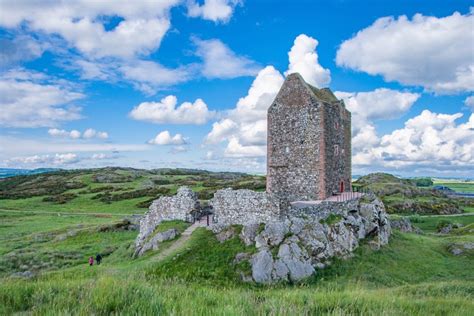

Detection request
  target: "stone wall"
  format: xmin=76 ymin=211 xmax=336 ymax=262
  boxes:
xmin=266 ymin=73 xmax=351 ymax=201
xmin=134 ymin=186 xmax=198 ymax=252
xmin=210 ymin=189 xmax=283 ymax=229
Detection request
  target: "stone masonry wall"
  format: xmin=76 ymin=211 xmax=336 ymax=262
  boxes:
xmin=210 ymin=189 xmax=283 ymax=229
xmin=135 ymin=186 xmax=198 ymax=252
xmin=267 ymin=74 xmax=326 ymax=201
xmin=267 ymin=73 xmax=351 ymax=201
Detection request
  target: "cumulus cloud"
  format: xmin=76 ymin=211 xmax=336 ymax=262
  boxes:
xmin=0 ymin=69 xmax=83 ymax=128
xmin=465 ymin=96 xmax=474 ymax=111
xmin=0 ymin=0 xmax=180 ymax=59
xmin=336 ymin=10 xmax=474 ymax=94
xmin=193 ymin=37 xmax=260 ymax=79
xmin=205 ymin=65 xmax=284 ymax=157
xmin=129 ymin=95 xmax=215 ymax=125
xmin=204 ymin=34 xmax=331 ymax=157
xmin=353 ymin=110 xmax=474 ymax=173
xmin=148 ymin=131 xmax=187 ymax=145
xmin=285 ymin=34 xmax=331 ymax=88
xmin=187 ymin=0 xmax=241 ymax=23
xmin=335 ymin=89 xmax=420 ymax=151
xmin=205 ymin=119 xmax=238 ymax=144
xmin=48 ymin=128 xmax=108 ymax=139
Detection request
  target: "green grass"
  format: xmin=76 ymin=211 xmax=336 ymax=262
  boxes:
xmin=407 ymin=215 xmax=474 ymax=233
xmin=1 ymin=169 xmax=473 ymax=314
xmin=433 ymin=181 xmax=474 ymax=194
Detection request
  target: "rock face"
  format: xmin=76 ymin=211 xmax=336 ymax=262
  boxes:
xmin=390 ymin=217 xmax=423 ymax=234
xmin=135 ymin=187 xmax=198 ymax=253
xmin=210 ymin=189 xmax=283 ymax=229
xmin=241 ymin=194 xmax=391 ymax=284
xmin=136 ymin=228 xmax=179 ymax=257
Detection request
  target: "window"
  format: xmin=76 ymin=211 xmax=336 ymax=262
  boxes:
xmin=334 ymin=145 xmax=339 ymax=155
xmin=334 ymin=121 xmax=339 ymax=130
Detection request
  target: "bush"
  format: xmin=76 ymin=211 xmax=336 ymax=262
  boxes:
xmin=408 ymin=214 xmax=424 ymax=223
xmin=436 ymin=219 xmax=452 ymax=230
xmin=412 ymin=178 xmax=434 ymax=187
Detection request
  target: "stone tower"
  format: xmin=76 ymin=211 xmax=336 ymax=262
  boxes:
xmin=267 ymin=73 xmax=351 ymax=201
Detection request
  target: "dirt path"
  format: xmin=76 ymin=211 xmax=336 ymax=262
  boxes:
xmin=151 ymin=219 xmax=208 ymax=262
xmin=419 ymin=213 xmax=474 ymax=217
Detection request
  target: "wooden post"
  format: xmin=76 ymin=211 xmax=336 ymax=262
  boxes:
xmin=206 ymin=214 xmax=209 ymax=226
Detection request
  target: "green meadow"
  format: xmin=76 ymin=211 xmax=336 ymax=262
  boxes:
xmin=1 ymin=168 xmax=473 ymax=315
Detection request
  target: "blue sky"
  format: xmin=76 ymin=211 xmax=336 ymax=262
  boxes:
xmin=0 ymin=0 xmax=472 ymax=177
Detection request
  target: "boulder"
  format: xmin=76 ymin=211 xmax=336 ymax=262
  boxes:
xmin=240 ymin=223 xmax=260 ymax=246
xmin=136 ymin=228 xmax=179 ymax=256
xmin=216 ymin=226 xmax=237 ymax=243
xmin=390 ymin=217 xmax=423 ymax=234
xmin=251 ymin=249 xmax=274 ymax=284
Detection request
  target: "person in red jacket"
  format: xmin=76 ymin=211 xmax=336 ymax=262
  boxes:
xmin=88 ymin=256 xmax=94 ymax=266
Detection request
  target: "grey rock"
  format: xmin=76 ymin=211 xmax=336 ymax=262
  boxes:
xmin=251 ymin=249 xmax=274 ymax=284
xmin=216 ymin=226 xmax=236 ymax=243
xmin=233 ymin=252 xmax=251 ymax=265
xmin=259 ymin=222 xmax=289 ymax=246
xmin=240 ymin=223 xmax=260 ymax=246
xmin=137 ymin=228 xmax=179 ymax=256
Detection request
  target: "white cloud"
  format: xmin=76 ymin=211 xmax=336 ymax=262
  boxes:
xmin=0 ymin=136 xmax=149 ymax=158
xmin=0 ymin=35 xmax=46 ymax=67
xmin=465 ymin=96 xmax=474 ymax=111
xmin=5 ymin=153 xmax=79 ymax=166
xmin=129 ymin=95 xmax=215 ymax=125
xmin=187 ymin=0 xmax=240 ymax=23
xmin=0 ymin=69 xmax=83 ymax=128
xmin=285 ymin=34 xmax=331 ymax=88
xmin=91 ymin=153 xmax=108 ymax=160
xmin=336 ymin=11 xmax=474 ymax=94
xmin=83 ymin=128 xmax=108 ymax=139
xmin=148 ymin=131 xmax=187 ymax=145
xmin=224 ymin=137 xmax=266 ymax=157
xmin=119 ymin=60 xmax=194 ymax=95
xmin=335 ymin=89 xmax=420 ymax=121
xmin=48 ymin=128 xmax=108 ymax=139
xmin=353 ymin=110 xmax=474 ymax=172
xmin=193 ymin=37 xmax=260 ymax=79
xmin=205 ymin=119 xmax=238 ymax=144
xmin=170 ymin=145 xmax=188 ymax=154
xmin=205 ymin=65 xmax=284 ymax=157
xmin=0 ymin=0 xmax=179 ymax=59
xmin=335 ymin=89 xmax=420 ymax=152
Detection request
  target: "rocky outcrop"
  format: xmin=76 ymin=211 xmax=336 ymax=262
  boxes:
xmin=390 ymin=217 xmax=423 ymax=234
xmin=135 ymin=228 xmax=179 ymax=257
xmin=236 ymin=194 xmax=391 ymax=284
xmin=135 ymin=187 xmax=198 ymax=253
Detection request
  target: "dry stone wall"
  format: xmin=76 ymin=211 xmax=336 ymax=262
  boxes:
xmin=134 ymin=187 xmax=198 ymax=253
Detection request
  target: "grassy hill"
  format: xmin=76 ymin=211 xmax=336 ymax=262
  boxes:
xmin=0 ymin=168 xmax=473 ymax=314
xmin=354 ymin=173 xmax=468 ymax=215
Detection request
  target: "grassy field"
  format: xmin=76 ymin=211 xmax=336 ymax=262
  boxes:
xmin=1 ymin=169 xmax=473 ymax=314
xmin=433 ymin=180 xmax=474 ymax=194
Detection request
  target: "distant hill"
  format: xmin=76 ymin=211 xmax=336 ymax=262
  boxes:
xmin=0 ymin=168 xmax=61 ymax=179
xmin=354 ymin=173 xmax=462 ymax=215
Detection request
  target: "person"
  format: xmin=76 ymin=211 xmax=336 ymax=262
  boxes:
xmin=96 ymin=253 xmax=102 ymax=265
xmin=88 ymin=256 xmax=94 ymax=266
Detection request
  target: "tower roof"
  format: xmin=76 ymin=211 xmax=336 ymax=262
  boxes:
xmin=285 ymin=73 xmax=339 ymax=103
